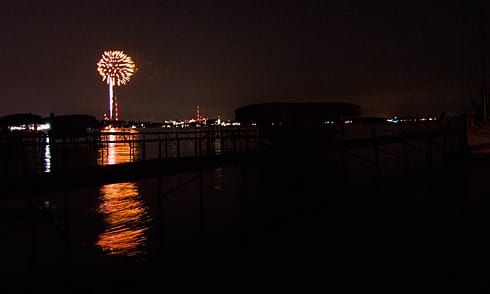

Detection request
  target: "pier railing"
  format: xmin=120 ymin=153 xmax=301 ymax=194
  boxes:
xmin=0 ymin=120 xmax=467 ymax=188
xmin=0 ymin=120 xmax=468 ymax=288
xmin=0 ymin=126 xmax=262 ymax=176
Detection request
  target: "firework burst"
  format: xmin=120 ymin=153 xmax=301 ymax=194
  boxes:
xmin=97 ymin=50 xmax=136 ymax=120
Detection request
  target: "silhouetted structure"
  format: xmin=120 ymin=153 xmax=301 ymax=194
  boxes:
xmin=44 ymin=114 xmax=99 ymax=138
xmin=0 ymin=113 xmax=44 ymax=132
xmin=235 ymin=102 xmax=362 ymax=152
xmin=234 ymin=102 xmax=361 ymax=126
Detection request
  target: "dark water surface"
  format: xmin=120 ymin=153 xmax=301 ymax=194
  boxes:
xmin=1 ymin=126 xmax=489 ymax=292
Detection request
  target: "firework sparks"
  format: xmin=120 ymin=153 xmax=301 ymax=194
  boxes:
xmin=97 ymin=50 xmax=136 ymax=120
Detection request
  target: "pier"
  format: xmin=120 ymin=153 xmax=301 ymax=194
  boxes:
xmin=0 ymin=120 xmax=466 ymax=197
xmin=0 ymin=120 xmax=470 ymax=292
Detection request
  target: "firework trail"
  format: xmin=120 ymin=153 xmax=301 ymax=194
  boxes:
xmin=97 ymin=50 xmax=135 ymax=120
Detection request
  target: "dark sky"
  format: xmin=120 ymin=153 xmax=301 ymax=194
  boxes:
xmin=0 ymin=0 xmax=487 ymax=120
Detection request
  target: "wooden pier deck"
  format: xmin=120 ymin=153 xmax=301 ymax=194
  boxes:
xmin=1 ymin=151 xmax=266 ymax=198
xmin=0 ymin=122 xmax=467 ymax=198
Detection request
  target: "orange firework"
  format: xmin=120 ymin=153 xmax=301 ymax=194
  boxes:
xmin=97 ymin=50 xmax=136 ymax=120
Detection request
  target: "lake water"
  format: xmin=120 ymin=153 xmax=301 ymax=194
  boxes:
xmin=1 ymin=124 xmax=489 ymax=292
xmin=0 ymin=127 xmax=261 ymax=291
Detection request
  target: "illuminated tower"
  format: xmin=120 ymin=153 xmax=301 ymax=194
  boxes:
xmin=114 ymin=96 xmax=119 ymax=121
xmin=197 ymin=104 xmax=200 ymax=121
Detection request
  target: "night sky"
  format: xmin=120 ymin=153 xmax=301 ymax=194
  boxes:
xmin=0 ymin=0 xmax=487 ymax=121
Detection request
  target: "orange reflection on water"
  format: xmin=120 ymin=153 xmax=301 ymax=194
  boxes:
xmin=98 ymin=130 xmax=140 ymax=165
xmin=96 ymin=129 xmax=150 ymax=257
xmin=96 ymin=182 xmax=151 ymax=257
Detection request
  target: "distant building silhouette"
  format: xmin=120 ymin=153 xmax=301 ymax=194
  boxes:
xmin=234 ymin=102 xmax=362 ymax=152
xmin=0 ymin=113 xmax=44 ymax=132
xmin=44 ymin=114 xmax=99 ymax=138
xmin=234 ymin=102 xmax=361 ymax=126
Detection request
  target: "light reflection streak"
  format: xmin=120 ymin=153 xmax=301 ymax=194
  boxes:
xmin=98 ymin=131 xmax=140 ymax=165
xmin=96 ymin=130 xmax=150 ymax=257
xmin=43 ymin=136 xmax=51 ymax=173
xmin=214 ymin=137 xmax=223 ymax=190
xmin=96 ymin=182 xmax=150 ymax=256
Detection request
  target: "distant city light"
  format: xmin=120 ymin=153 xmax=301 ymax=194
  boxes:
xmin=38 ymin=123 xmax=50 ymax=131
xmin=387 ymin=117 xmax=399 ymax=123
